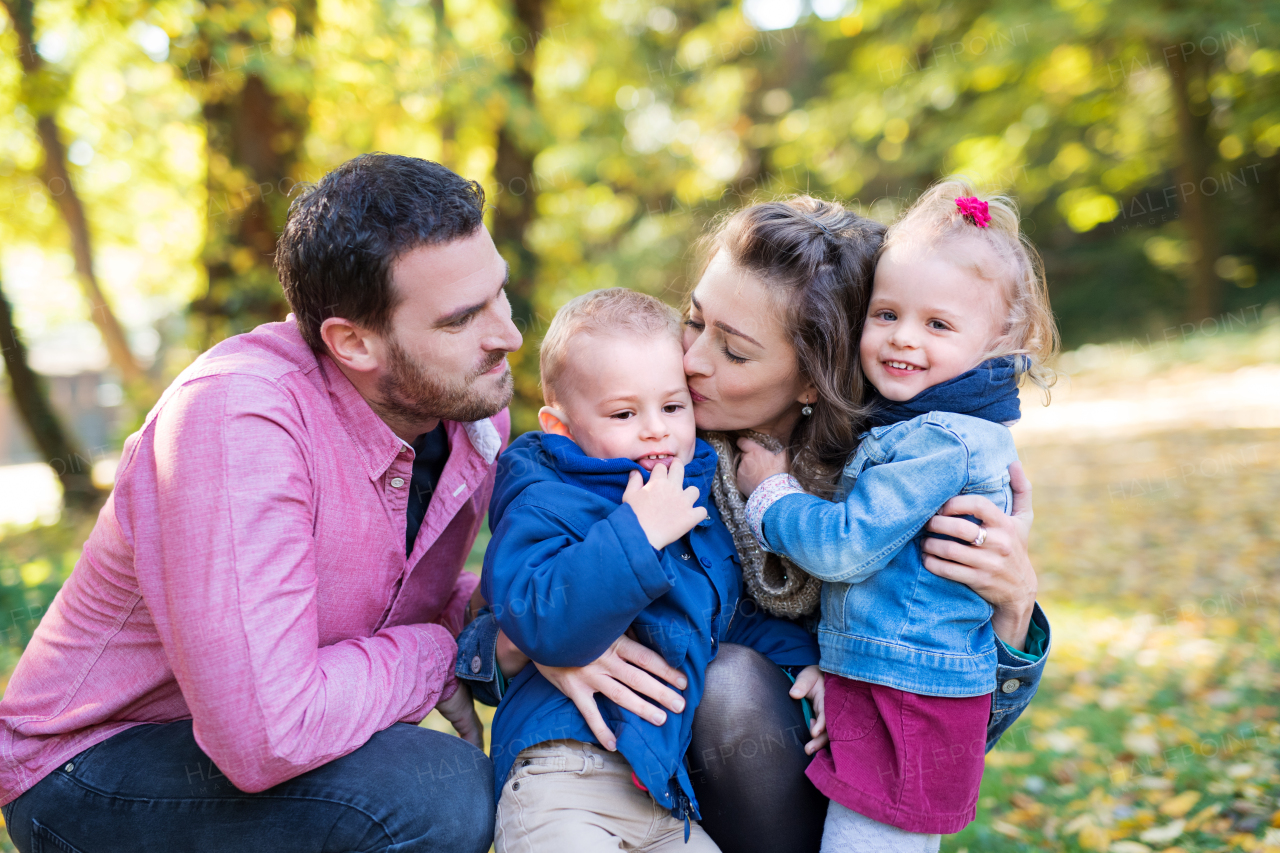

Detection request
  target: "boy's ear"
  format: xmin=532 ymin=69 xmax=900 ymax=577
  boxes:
xmin=538 ymin=406 xmax=574 ymax=439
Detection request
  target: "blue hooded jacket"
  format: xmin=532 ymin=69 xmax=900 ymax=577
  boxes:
xmin=482 ymin=431 xmax=819 ymax=820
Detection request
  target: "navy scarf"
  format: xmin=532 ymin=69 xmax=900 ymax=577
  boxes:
xmin=539 ymin=433 xmax=718 ymax=508
xmin=867 ymin=355 xmax=1027 ymax=428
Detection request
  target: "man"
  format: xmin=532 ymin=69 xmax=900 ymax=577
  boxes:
xmin=0 ymin=154 xmax=522 ymax=852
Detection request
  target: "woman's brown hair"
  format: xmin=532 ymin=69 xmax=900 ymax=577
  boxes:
xmin=694 ymin=196 xmax=886 ymax=495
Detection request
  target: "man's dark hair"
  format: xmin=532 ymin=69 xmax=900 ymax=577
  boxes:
xmin=276 ymin=153 xmax=487 ymax=352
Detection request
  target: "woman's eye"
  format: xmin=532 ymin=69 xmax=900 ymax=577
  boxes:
xmin=684 ymin=318 xmax=705 ymax=331
xmin=720 ymin=346 xmax=748 ymax=365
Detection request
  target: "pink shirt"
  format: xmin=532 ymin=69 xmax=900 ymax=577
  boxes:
xmin=0 ymin=318 xmax=508 ymax=803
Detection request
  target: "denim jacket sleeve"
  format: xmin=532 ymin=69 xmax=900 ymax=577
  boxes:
xmin=483 ymin=499 xmax=676 ymax=668
xmin=752 ymin=420 xmax=971 ymax=583
xmin=986 ymin=602 xmax=1052 ymax=751
xmin=454 ymin=607 xmax=506 ymax=706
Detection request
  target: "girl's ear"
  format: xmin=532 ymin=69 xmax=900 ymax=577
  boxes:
xmin=538 ymin=406 xmax=574 ymax=439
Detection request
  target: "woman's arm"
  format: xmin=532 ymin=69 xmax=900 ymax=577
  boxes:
xmin=920 ymin=461 xmax=1038 ymax=649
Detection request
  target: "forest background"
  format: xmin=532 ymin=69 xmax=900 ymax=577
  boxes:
xmin=1 ymin=0 xmax=1279 ymax=850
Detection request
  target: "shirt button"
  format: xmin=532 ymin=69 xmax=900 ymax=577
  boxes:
xmin=699 ymin=557 xmax=711 ymax=568
xmin=512 ymin=781 xmax=520 ymax=791
xmin=1001 ymin=679 xmax=1021 ymax=694
xmin=390 ymin=477 xmax=405 ymax=488
xmin=470 ymin=655 xmax=482 ymax=674
xmin=64 ymin=763 xmax=74 ymax=772
xmin=521 ymin=759 xmax=531 ymax=767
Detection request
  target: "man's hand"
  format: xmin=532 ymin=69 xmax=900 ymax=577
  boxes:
xmin=436 ymin=682 xmax=484 ymax=749
xmin=789 ymin=665 xmax=828 ymax=755
xmin=736 ymin=437 xmax=789 ymax=496
xmin=623 ymin=457 xmax=707 ymax=549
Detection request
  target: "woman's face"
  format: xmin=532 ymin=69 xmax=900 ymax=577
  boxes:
xmin=682 ymin=251 xmax=814 ymax=438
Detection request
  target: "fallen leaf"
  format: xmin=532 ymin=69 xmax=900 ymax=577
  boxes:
xmin=1139 ymin=819 xmax=1186 ymax=844
xmin=1159 ymin=791 xmax=1202 ymax=818
xmin=1110 ymin=841 xmax=1153 ymax=853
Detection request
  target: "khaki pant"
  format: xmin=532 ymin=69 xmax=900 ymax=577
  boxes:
xmin=495 ymin=740 xmax=720 ymax=853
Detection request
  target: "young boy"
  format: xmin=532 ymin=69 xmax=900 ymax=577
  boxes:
xmin=477 ymin=288 xmax=819 ymax=852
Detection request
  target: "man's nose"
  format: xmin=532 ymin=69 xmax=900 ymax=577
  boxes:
xmin=486 ymin=312 xmax=524 ymax=353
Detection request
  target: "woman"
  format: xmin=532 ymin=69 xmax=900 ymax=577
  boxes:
xmin=460 ymin=197 xmax=1047 ymax=852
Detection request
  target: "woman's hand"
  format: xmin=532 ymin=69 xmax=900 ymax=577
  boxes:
xmin=736 ymin=437 xmax=790 ymax=496
xmin=921 ymin=461 xmax=1037 ymax=650
xmin=789 ymin=665 xmax=828 ymax=755
xmin=535 ymin=634 xmax=689 ymax=751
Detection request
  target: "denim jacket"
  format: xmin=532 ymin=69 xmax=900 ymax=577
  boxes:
xmin=747 ymin=411 xmax=1030 ymax=698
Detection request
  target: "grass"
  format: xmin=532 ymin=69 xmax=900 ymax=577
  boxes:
xmin=3 ymin=316 xmax=1279 ymax=852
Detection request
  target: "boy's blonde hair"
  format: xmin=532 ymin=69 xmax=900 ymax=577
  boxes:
xmin=539 ymin=288 xmax=683 ymax=405
xmin=880 ymin=178 xmax=1059 ymax=397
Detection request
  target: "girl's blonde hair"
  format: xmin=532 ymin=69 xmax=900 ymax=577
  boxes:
xmin=879 ymin=178 xmax=1059 ymax=398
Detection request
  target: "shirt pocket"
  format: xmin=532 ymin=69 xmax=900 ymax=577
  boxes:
xmin=630 ymin=611 xmax=692 ymax=669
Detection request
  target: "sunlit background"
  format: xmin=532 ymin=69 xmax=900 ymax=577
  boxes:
xmin=1 ymin=0 xmax=1278 ymax=850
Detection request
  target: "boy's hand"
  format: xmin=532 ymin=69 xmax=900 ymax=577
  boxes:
xmin=436 ymin=682 xmax=484 ymax=749
xmin=736 ymin=437 xmax=790 ymax=496
xmin=790 ymin=665 xmax=828 ymax=755
xmin=623 ymin=457 xmax=707 ymax=549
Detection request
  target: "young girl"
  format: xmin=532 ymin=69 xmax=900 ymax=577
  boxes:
xmin=737 ymin=179 xmax=1058 ymax=852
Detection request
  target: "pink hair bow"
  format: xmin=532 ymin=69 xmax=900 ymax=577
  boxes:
xmin=955 ymin=197 xmax=991 ymax=227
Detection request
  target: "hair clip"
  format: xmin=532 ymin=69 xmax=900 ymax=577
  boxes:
xmin=955 ymin=197 xmax=991 ymax=227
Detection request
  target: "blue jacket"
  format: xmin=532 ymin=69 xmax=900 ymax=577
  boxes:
xmin=479 ymin=432 xmax=819 ymax=819
xmin=751 ymin=411 xmax=1018 ymax=697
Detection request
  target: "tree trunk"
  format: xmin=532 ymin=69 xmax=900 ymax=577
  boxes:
xmin=186 ymin=1 xmax=314 ymax=346
xmin=0 ymin=278 xmax=101 ymax=511
xmin=2 ymin=0 xmax=149 ymax=394
xmin=1163 ymin=42 xmax=1223 ymax=322
xmin=491 ymin=0 xmax=546 ymax=328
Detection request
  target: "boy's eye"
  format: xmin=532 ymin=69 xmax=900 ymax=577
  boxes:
xmin=611 ymin=411 xmax=634 ymax=420
xmin=663 ymin=404 xmax=684 ymax=414
xmin=928 ymin=319 xmax=951 ymax=331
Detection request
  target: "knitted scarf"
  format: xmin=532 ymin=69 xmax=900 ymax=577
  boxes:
xmin=702 ymin=431 xmax=822 ymax=620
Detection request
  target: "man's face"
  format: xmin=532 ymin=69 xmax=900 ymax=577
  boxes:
xmin=370 ymin=227 xmax=523 ymax=429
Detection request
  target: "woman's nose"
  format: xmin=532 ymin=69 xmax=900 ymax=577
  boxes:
xmin=683 ymin=334 xmax=711 ymax=377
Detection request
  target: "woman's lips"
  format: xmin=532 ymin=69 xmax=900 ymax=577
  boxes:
xmin=689 ymin=386 xmax=709 ymax=403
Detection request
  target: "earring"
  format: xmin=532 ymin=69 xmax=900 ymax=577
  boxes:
xmin=801 ymin=402 xmax=814 ymax=416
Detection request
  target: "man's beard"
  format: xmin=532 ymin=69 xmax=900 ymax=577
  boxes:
xmin=372 ymin=334 xmax=514 ymax=426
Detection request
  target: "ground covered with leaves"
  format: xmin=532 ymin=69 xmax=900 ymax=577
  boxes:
xmin=2 ymin=325 xmax=1278 ymax=852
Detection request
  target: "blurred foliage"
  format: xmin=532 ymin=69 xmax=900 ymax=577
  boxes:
xmin=0 ymin=0 xmax=1277 ymax=432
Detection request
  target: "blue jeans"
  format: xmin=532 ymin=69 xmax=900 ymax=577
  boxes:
xmin=2 ymin=720 xmax=495 ymax=853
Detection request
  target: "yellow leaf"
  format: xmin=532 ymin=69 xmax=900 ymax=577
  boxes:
xmin=1110 ymin=841 xmax=1153 ymax=853
xmin=992 ymin=820 xmax=1024 ymax=838
xmin=1081 ymin=825 xmax=1114 ymax=851
xmin=1139 ymin=820 xmax=1186 ymax=844
xmin=1159 ymin=791 xmax=1202 ymax=818
xmin=1186 ymin=803 xmax=1222 ymax=831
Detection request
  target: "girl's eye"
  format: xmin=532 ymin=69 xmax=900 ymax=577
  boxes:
xmin=611 ymin=411 xmax=634 ymax=420
xmin=721 ymin=346 xmax=748 ymax=365
xmin=875 ymin=310 xmax=896 ymax=322
xmin=663 ymin=404 xmax=684 ymax=414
